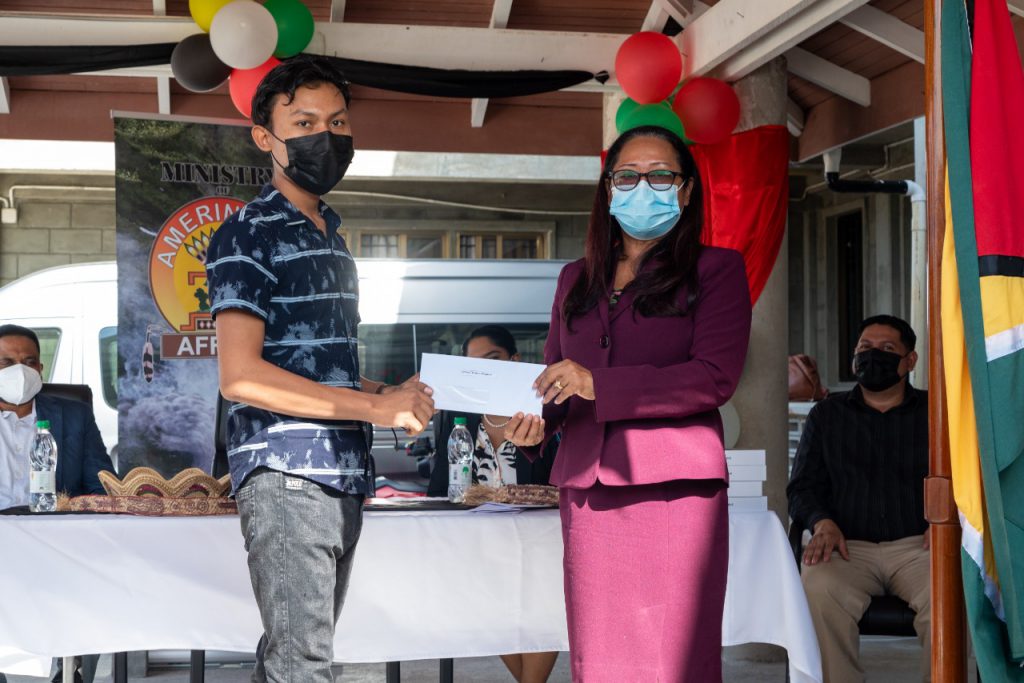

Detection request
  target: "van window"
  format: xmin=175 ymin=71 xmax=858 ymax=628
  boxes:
xmin=358 ymin=323 xmax=549 ymax=384
xmin=99 ymin=327 xmax=118 ymax=409
xmin=28 ymin=328 xmax=61 ymax=382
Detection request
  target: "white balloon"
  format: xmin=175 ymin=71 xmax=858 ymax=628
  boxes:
xmin=209 ymin=0 xmax=278 ymax=70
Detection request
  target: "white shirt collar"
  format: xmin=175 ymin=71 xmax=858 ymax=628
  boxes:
xmin=0 ymin=402 xmax=36 ymax=425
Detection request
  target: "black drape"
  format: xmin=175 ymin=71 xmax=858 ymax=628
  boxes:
xmin=0 ymin=44 xmax=606 ymax=99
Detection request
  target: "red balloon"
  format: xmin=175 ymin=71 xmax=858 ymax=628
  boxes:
xmin=229 ymin=57 xmax=282 ymax=118
xmin=615 ymin=32 xmax=682 ymax=104
xmin=672 ymin=77 xmax=740 ymax=145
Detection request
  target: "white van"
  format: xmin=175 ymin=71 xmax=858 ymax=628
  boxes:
xmin=0 ymin=259 xmax=567 ymax=474
xmin=0 ymin=262 xmax=119 ymax=459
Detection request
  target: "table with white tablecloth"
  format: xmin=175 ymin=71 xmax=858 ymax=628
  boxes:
xmin=0 ymin=509 xmax=821 ymax=682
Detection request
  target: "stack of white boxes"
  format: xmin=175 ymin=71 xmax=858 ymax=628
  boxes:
xmin=725 ymin=449 xmax=767 ymax=512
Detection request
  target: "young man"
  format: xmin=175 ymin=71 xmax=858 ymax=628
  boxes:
xmin=205 ymin=57 xmax=434 ymax=683
xmin=787 ymin=315 xmax=930 ymax=683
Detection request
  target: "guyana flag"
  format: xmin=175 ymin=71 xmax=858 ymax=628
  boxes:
xmin=941 ymin=0 xmax=1024 ymax=679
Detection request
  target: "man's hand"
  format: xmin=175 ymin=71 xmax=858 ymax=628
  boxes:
xmin=803 ymin=518 xmax=849 ymax=565
xmin=371 ymin=382 xmax=434 ymax=436
xmin=504 ymin=413 xmax=545 ymax=448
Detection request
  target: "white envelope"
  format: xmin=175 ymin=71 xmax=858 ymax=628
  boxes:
xmin=419 ymin=353 xmax=544 ymax=417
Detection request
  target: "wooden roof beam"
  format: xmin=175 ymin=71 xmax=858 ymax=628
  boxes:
xmin=157 ymin=76 xmax=171 ymax=115
xmin=788 ymin=98 xmax=805 ymax=137
xmin=470 ymin=0 xmax=514 ymax=128
xmin=840 ymin=5 xmax=924 ymax=63
xmin=153 ymin=0 xmax=169 ymax=115
xmin=331 ymin=0 xmax=346 ymax=22
xmin=646 ymin=0 xmax=696 ymax=30
xmin=0 ymin=16 xmax=622 ymax=75
xmin=786 ymin=47 xmax=871 ymax=106
xmin=796 ymin=59 xmax=922 ymax=162
xmin=641 ymin=3 xmax=672 ymax=32
xmin=680 ymin=0 xmax=872 ymax=81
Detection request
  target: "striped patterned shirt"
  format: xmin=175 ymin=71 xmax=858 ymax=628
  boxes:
xmin=206 ymin=184 xmax=371 ymax=495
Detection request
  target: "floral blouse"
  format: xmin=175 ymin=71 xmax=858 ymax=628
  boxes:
xmin=472 ymin=424 xmax=520 ymax=488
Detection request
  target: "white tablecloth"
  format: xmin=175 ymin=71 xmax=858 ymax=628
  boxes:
xmin=0 ymin=509 xmax=820 ymax=683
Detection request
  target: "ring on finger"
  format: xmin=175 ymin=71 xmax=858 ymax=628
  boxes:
xmin=554 ymin=380 xmax=564 ymax=390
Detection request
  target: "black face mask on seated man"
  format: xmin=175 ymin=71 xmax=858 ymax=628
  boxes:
xmin=853 ymin=348 xmax=906 ymax=392
xmin=270 ymin=130 xmax=355 ymax=196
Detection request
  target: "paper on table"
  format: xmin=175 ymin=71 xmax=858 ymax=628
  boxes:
xmin=420 ymin=353 xmax=544 ymax=417
xmin=469 ymin=502 xmax=526 ymax=513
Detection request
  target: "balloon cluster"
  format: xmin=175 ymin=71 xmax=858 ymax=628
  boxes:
xmin=614 ymin=32 xmax=740 ymax=145
xmin=171 ymin=0 xmax=316 ymax=118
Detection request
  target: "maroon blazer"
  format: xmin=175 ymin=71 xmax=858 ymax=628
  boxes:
xmin=534 ymin=246 xmax=752 ymax=489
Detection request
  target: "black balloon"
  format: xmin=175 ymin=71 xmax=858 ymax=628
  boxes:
xmin=171 ymin=33 xmax=231 ymax=92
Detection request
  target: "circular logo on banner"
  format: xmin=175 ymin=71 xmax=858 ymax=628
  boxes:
xmin=148 ymin=196 xmax=245 ymax=343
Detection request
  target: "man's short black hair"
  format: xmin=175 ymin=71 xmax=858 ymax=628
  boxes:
xmin=859 ymin=315 xmax=916 ymax=352
xmin=250 ymin=56 xmax=352 ymax=129
xmin=0 ymin=324 xmax=41 ymax=354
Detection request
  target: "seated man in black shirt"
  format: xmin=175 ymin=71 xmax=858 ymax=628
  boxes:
xmin=787 ymin=315 xmax=929 ymax=683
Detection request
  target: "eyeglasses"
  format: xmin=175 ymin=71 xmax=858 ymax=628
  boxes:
xmin=606 ymin=169 xmax=686 ymax=191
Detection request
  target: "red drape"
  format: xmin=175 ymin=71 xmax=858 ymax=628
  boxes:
xmin=691 ymin=125 xmax=790 ymax=305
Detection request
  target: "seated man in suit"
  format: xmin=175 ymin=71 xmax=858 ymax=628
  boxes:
xmin=0 ymin=324 xmax=114 ymax=683
xmin=787 ymin=315 xmax=930 ymax=683
xmin=0 ymin=324 xmax=114 ymax=509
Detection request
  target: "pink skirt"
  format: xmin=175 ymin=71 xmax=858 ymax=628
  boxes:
xmin=560 ymin=479 xmax=729 ymax=683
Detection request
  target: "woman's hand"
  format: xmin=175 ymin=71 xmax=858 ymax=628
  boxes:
xmin=504 ymin=413 xmax=545 ymax=447
xmin=534 ymin=360 xmax=595 ymax=405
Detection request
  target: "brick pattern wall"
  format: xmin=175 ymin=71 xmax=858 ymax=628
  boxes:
xmin=0 ymin=199 xmax=116 ymax=287
xmin=0 ymin=176 xmax=590 ymax=288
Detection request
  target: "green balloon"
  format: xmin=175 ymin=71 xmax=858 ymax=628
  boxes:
xmin=265 ymin=0 xmax=315 ymax=58
xmin=615 ymin=98 xmax=640 ymax=133
xmin=620 ymin=103 xmax=687 ymax=140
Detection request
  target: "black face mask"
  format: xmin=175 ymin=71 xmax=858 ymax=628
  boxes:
xmin=269 ymin=130 xmax=354 ymax=196
xmin=853 ymin=348 xmax=906 ymax=392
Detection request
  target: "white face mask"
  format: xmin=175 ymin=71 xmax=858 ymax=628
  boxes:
xmin=0 ymin=364 xmax=43 ymax=406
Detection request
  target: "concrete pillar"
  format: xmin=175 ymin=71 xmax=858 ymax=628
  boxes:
xmin=724 ymin=56 xmax=790 ymax=666
xmin=729 ymin=56 xmax=790 ymax=521
xmin=602 ymin=92 xmax=627 ymax=151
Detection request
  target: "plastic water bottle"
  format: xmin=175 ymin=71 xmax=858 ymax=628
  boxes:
xmin=30 ymin=420 xmax=58 ymax=513
xmin=447 ymin=417 xmax=473 ymax=503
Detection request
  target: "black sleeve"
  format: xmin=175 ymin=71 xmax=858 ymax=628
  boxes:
xmin=520 ymin=433 xmax=559 ymax=485
xmin=427 ymin=412 xmax=454 ymax=497
xmin=786 ymin=405 xmax=833 ymax=533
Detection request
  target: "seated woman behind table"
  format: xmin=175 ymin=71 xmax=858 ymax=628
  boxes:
xmin=428 ymin=325 xmax=558 ymax=494
xmin=427 ymin=324 xmax=560 ymax=683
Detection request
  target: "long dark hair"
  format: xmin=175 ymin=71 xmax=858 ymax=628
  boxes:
xmin=563 ymin=125 xmax=704 ymax=329
xmin=462 ymin=324 xmax=518 ymax=357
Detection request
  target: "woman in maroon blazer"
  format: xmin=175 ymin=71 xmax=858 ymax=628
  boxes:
xmin=507 ymin=125 xmax=752 ymax=682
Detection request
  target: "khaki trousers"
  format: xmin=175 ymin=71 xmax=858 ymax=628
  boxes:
xmin=801 ymin=535 xmax=931 ymax=683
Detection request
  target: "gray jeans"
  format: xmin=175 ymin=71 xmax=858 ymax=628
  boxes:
xmin=236 ymin=469 xmax=364 ymax=683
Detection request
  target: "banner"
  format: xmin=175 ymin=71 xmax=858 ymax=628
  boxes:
xmin=115 ymin=114 xmax=271 ymax=476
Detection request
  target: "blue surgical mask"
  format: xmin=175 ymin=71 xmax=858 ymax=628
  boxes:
xmin=609 ymin=182 xmax=681 ymax=241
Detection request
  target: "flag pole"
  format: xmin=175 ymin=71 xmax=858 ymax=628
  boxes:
xmin=924 ymin=1 xmax=968 ymax=680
